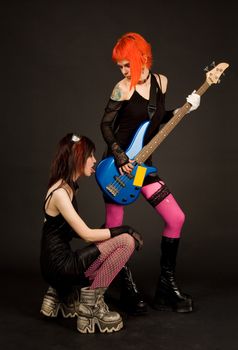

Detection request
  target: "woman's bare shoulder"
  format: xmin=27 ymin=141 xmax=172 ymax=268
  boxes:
xmin=111 ymin=79 xmax=130 ymax=101
xmin=47 ymin=181 xmax=73 ymax=201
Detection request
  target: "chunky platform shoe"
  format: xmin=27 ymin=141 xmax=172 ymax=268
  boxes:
xmin=77 ymin=287 xmax=123 ymax=333
xmin=40 ymin=286 xmax=80 ymax=318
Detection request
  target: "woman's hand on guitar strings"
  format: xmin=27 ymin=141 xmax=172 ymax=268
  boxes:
xmin=119 ymin=159 xmax=134 ymax=175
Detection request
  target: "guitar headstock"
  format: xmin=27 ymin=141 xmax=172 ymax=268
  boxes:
xmin=205 ymin=62 xmax=229 ymax=85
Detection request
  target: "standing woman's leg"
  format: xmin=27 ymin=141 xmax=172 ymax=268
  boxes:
xmin=104 ymin=202 xmax=124 ymax=227
xmin=141 ymin=181 xmax=193 ymax=313
xmin=104 ymin=201 xmax=147 ymax=315
xmin=77 ymin=234 xmax=135 ymax=333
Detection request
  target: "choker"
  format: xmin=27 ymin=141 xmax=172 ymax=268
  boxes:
xmin=137 ymin=72 xmax=151 ymax=85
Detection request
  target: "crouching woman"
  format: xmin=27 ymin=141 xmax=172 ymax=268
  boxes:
xmin=40 ymin=133 xmax=143 ymax=333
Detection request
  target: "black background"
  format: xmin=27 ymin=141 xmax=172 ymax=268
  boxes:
xmin=1 ymin=0 xmax=238 ymax=348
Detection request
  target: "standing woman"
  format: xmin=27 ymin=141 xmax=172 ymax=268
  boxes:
xmin=100 ymin=32 xmax=200 ymax=313
xmin=40 ymin=133 xmax=143 ymax=333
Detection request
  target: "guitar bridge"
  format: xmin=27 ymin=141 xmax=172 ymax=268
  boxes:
xmin=106 ymin=184 xmax=119 ymax=197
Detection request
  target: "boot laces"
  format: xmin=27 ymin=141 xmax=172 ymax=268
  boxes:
xmin=95 ymin=294 xmax=109 ymax=313
xmin=124 ymin=270 xmax=139 ymax=293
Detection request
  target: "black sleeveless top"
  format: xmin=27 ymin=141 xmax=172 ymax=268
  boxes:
xmin=40 ymin=186 xmax=100 ymax=294
xmin=101 ymin=74 xmax=174 ymax=188
xmin=113 ymin=74 xmax=173 ymax=150
xmin=42 ymin=187 xmax=79 ymax=241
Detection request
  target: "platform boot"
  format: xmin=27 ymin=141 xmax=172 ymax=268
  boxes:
xmin=40 ymin=286 xmax=80 ymax=318
xmin=153 ymin=237 xmax=193 ymax=313
xmin=77 ymin=287 xmax=123 ymax=333
xmin=119 ymin=264 xmax=147 ymax=315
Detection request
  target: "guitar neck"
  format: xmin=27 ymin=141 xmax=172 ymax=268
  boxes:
xmin=134 ymin=80 xmax=210 ymax=164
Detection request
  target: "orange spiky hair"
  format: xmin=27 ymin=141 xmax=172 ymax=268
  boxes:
xmin=112 ymin=32 xmax=152 ymax=89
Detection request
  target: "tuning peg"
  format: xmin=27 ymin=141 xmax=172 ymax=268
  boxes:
xmin=210 ymin=61 xmax=216 ymax=68
xmin=222 ymin=72 xmax=226 ymax=76
xmin=217 ymin=79 xmax=221 ymax=84
xmin=204 ymin=66 xmax=209 ymax=72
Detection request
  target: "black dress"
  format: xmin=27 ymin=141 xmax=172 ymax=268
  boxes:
xmin=40 ymin=187 xmax=100 ymax=298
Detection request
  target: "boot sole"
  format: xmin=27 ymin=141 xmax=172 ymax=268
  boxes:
xmin=40 ymin=297 xmax=60 ymax=317
xmin=153 ymin=290 xmax=194 ymax=313
xmin=153 ymin=299 xmax=193 ymax=313
xmin=40 ymin=301 xmax=79 ymax=318
xmin=77 ymin=316 xmax=123 ymax=334
xmin=122 ymin=306 xmax=148 ymax=316
xmin=153 ymin=304 xmax=193 ymax=313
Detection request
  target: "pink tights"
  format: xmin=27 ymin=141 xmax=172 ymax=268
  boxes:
xmin=104 ymin=181 xmax=185 ymax=239
xmin=84 ymin=234 xmax=135 ymax=289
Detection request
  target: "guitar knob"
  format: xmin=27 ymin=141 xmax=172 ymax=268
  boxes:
xmin=122 ymin=198 xmax=127 ymax=202
xmin=130 ymin=194 xmax=135 ymax=198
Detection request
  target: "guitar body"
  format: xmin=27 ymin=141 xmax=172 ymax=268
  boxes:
xmin=95 ymin=121 xmax=157 ymax=205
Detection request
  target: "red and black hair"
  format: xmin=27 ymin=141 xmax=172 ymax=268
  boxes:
xmin=48 ymin=133 xmax=95 ymax=190
xmin=112 ymin=32 xmax=153 ymax=89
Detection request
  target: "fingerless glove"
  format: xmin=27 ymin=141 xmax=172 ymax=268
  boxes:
xmin=109 ymin=225 xmax=143 ymax=251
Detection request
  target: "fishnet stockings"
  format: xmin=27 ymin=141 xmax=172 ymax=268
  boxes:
xmin=84 ymin=234 xmax=135 ymax=289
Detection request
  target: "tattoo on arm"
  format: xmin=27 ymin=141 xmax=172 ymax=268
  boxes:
xmin=111 ymin=85 xmax=122 ymax=101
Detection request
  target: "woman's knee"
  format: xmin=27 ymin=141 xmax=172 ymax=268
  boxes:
xmin=120 ymin=233 xmax=136 ymax=250
xmin=177 ymin=210 xmax=185 ymax=227
xmin=168 ymin=209 xmax=185 ymax=230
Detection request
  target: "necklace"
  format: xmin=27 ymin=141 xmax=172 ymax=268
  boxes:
xmin=137 ymin=72 xmax=151 ymax=85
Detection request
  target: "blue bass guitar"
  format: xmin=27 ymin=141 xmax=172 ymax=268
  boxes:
xmin=95 ymin=62 xmax=229 ymax=205
xmin=96 ymin=121 xmax=156 ymax=205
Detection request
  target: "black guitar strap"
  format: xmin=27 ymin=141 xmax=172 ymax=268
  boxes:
xmin=147 ymin=73 xmax=158 ymax=119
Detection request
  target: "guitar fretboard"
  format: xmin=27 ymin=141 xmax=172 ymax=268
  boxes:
xmin=134 ymin=81 xmax=210 ymax=164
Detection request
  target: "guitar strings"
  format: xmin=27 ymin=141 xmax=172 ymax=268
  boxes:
xmin=107 ymin=161 xmax=138 ymax=197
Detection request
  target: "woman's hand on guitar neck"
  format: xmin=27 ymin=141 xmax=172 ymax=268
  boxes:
xmin=119 ymin=159 xmax=134 ymax=175
xmin=186 ymin=90 xmax=201 ymax=113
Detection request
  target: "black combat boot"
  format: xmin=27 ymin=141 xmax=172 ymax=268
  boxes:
xmin=153 ymin=237 xmax=193 ymax=313
xmin=119 ymin=264 xmax=147 ymax=315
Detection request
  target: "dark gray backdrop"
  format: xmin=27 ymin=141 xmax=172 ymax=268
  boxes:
xmin=1 ymin=0 xmax=237 ymax=290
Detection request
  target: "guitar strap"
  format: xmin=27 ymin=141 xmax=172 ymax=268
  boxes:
xmin=147 ymin=73 xmax=158 ymax=119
